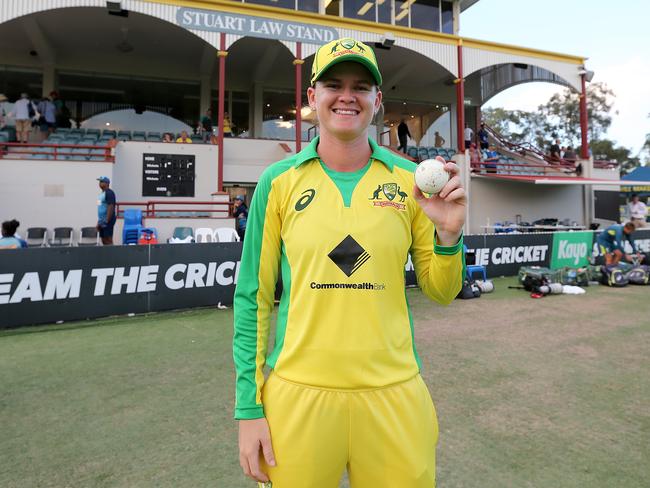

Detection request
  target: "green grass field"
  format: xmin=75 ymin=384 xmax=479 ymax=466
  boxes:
xmin=1 ymin=277 xmax=649 ymax=487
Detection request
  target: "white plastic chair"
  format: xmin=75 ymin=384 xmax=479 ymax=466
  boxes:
xmin=213 ymin=227 xmax=240 ymax=242
xmin=194 ymin=227 xmax=215 ymax=243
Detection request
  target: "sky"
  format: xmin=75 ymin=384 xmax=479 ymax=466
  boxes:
xmin=459 ymin=0 xmax=650 ymax=154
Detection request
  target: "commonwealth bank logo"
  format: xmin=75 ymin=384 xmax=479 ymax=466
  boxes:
xmin=328 ymin=235 xmax=371 ymax=277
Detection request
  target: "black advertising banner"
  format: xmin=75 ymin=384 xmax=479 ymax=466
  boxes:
xmin=464 ymin=233 xmax=553 ymax=278
xmin=0 ymin=243 xmax=241 ymax=328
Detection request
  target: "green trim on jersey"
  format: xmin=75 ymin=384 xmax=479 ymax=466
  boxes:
xmin=266 ymin=241 xmax=292 ymax=369
xmin=319 ymin=159 xmax=373 ymax=207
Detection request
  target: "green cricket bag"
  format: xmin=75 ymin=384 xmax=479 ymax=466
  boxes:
xmin=558 ymin=267 xmax=590 ymax=286
xmin=600 ymin=265 xmax=628 ymax=287
xmin=518 ymin=266 xmax=560 ymax=288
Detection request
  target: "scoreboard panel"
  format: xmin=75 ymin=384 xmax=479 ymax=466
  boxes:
xmin=142 ymin=153 xmax=195 ymax=197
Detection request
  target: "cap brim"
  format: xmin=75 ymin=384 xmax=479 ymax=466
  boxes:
xmin=312 ymin=54 xmax=382 ymax=86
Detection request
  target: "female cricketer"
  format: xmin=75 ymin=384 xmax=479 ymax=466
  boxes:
xmin=233 ymin=37 xmax=466 ymax=487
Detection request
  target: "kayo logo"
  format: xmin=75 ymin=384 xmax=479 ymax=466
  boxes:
xmin=295 ymin=189 xmax=316 ymax=211
xmin=558 ymin=240 xmax=589 ymax=265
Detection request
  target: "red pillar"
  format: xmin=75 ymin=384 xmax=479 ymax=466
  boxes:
xmin=294 ymin=42 xmax=303 ymax=153
xmin=455 ymin=40 xmax=465 ymax=153
xmin=579 ymin=73 xmax=589 ymax=159
xmin=217 ymin=33 xmax=227 ymax=192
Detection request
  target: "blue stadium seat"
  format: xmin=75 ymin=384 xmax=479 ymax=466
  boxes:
xmin=89 ymin=148 xmax=109 ymax=161
xmin=146 ymin=135 xmax=162 ymax=142
xmin=407 ymin=147 xmax=418 ymax=159
xmin=122 ymin=209 xmax=143 ymax=245
xmin=147 ymin=132 xmax=161 ymax=139
xmin=190 ymin=135 xmax=203 ymax=143
xmin=86 ymin=128 xmax=101 ymax=136
xmin=70 ymin=147 xmax=90 ymax=160
xmin=133 ymin=131 xmax=146 ymax=138
xmin=102 ymin=129 xmax=116 ymax=138
xmin=132 ymin=135 xmax=146 ymax=142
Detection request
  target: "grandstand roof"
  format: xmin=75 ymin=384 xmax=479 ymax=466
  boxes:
xmin=621 ymin=166 xmax=650 ymax=181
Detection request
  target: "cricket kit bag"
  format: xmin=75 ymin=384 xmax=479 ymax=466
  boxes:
xmin=558 ymin=267 xmax=589 ymax=286
xmin=625 ymin=265 xmax=650 ymax=285
xmin=457 ymin=279 xmax=481 ymax=299
xmin=600 ymin=265 xmax=628 ymax=287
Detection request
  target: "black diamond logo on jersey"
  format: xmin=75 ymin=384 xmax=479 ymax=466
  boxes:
xmin=328 ymin=235 xmax=371 ymax=277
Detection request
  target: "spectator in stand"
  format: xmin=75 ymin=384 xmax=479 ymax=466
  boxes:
xmin=477 ymin=123 xmax=489 ymax=150
xmin=0 ymin=93 xmax=8 ymax=129
xmin=0 ymin=219 xmax=27 ymax=249
xmin=96 ymin=176 xmax=117 ymax=246
xmin=232 ymin=194 xmax=248 ymax=241
xmin=468 ymin=142 xmax=481 ymax=170
xmin=434 ymin=131 xmax=445 ymax=148
xmin=549 ymin=138 xmax=561 ymax=161
xmin=464 ymin=123 xmax=474 ymax=150
xmin=200 ymin=108 xmax=214 ymax=142
xmin=162 ymin=132 xmax=173 ymax=143
xmin=176 ymin=130 xmax=192 ymax=144
xmin=484 ymin=145 xmax=499 ymax=174
xmin=627 ymin=194 xmax=647 ymax=228
xmin=396 ymin=119 xmax=411 ymax=153
xmin=11 ymin=93 xmax=36 ymax=144
xmin=563 ymin=146 xmax=577 ymax=160
xmin=223 ymin=112 xmax=234 ymax=138
xmin=37 ymin=97 xmax=57 ymax=136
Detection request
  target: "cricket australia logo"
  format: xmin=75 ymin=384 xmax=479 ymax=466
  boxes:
xmin=332 ymin=38 xmax=365 ymax=58
xmin=369 ymin=182 xmax=407 ymax=210
xmin=328 ymin=235 xmax=371 ymax=277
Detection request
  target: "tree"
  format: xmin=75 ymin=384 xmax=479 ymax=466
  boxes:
xmin=483 ymin=82 xmax=617 ymax=150
xmin=590 ymin=138 xmax=640 ymax=175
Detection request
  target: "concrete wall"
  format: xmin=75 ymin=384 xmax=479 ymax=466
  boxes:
xmin=467 ymin=178 xmax=585 ymax=233
xmin=223 ymin=138 xmax=296 ymax=183
xmin=0 ymin=158 xmax=113 ymax=231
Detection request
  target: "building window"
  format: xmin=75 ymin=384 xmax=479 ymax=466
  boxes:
xmin=297 ymin=0 xmax=319 ymax=12
xmin=325 ymin=0 xmax=341 ymax=16
xmin=394 ymin=0 xmax=410 ymax=26
xmin=343 ymin=0 xmax=376 ymax=22
xmin=377 ymin=0 xmax=392 ymax=24
xmin=410 ymin=0 xmax=440 ymax=31
xmin=441 ymin=0 xmax=453 ymax=33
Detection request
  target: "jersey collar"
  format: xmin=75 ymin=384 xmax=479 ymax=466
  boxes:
xmin=294 ymin=135 xmax=395 ymax=172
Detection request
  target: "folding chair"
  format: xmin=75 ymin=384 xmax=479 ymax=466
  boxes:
xmin=78 ymin=227 xmax=100 ymax=246
xmin=50 ymin=227 xmax=74 ymax=247
xmin=26 ymin=227 xmax=48 ymax=247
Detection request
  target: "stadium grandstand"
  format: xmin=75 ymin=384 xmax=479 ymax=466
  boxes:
xmin=0 ymin=0 xmax=646 ymax=240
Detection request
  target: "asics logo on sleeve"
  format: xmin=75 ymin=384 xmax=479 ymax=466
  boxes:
xmin=295 ymin=189 xmax=316 ymax=211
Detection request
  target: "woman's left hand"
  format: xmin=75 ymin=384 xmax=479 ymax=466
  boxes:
xmin=413 ymin=158 xmax=466 ymax=246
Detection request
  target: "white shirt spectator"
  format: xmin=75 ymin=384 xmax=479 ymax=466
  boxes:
xmin=628 ymin=200 xmax=647 ymax=220
xmin=13 ymin=98 xmax=33 ymax=120
xmin=464 ymin=127 xmax=473 ymax=141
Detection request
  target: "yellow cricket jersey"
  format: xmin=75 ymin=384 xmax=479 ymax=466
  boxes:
xmin=233 ymin=137 xmax=463 ymax=420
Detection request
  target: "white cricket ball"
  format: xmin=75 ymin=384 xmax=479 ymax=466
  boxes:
xmin=415 ymin=158 xmax=450 ymax=194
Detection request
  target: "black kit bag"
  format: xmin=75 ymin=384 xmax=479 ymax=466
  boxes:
xmin=600 ymin=265 xmax=628 ymax=287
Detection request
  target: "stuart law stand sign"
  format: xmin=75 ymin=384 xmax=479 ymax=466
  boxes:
xmin=177 ymin=7 xmax=338 ymax=44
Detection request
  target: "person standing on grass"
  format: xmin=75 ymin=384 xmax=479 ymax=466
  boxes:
xmin=96 ymin=176 xmax=116 ymax=246
xmin=233 ymin=37 xmax=465 ymax=487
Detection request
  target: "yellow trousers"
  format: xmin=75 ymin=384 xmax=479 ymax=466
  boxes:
xmin=261 ymin=372 xmax=438 ymax=487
